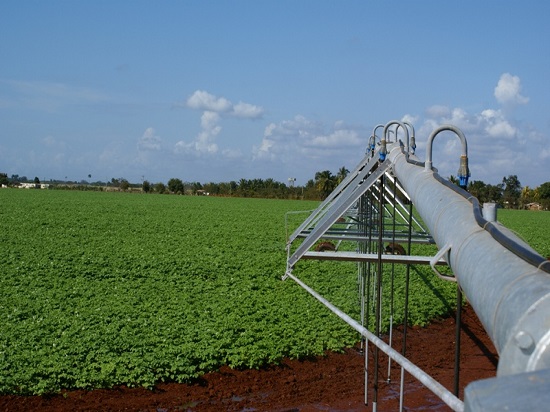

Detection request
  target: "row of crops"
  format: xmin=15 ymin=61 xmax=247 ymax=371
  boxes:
xmin=1 ymin=189 xmax=548 ymax=394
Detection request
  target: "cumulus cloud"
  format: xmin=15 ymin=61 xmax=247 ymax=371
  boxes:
xmin=174 ymin=111 xmax=221 ymax=156
xmin=479 ymin=109 xmax=517 ymax=139
xmin=249 ymin=115 xmax=370 ymax=184
xmin=200 ymin=111 xmax=221 ymax=131
xmin=254 ymin=137 xmax=275 ymax=159
xmin=176 ymin=90 xmax=264 ymax=158
xmin=174 ymin=133 xmax=219 ymax=156
xmin=138 ymin=127 xmax=162 ymax=151
xmin=232 ymin=101 xmax=264 ymax=118
xmin=306 ymin=129 xmax=362 ymax=148
xmin=253 ymin=115 xmax=364 ymax=162
xmin=187 ymin=90 xmax=232 ymax=113
xmin=407 ymin=73 xmax=545 ymax=185
xmin=418 ymin=105 xmax=516 ymax=141
xmin=170 ymin=75 xmax=543 ymax=186
xmin=494 ymin=73 xmax=529 ymax=105
xmin=401 ymin=113 xmax=418 ymax=125
xmin=221 ymin=147 xmax=243 ymax=159
xmin=185 ymin=90 xmax=264 ymax=119
xmin=425 ymin=105 xmax=450 ymax=119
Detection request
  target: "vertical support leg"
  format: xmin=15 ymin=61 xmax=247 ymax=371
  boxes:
xmin=373 ymin=174 xmax=385 ymax=411
xmin=454 ymin=285 xmax=462 ymax=396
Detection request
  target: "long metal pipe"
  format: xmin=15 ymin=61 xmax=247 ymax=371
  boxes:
xmin=284 ymin=271 xmax=464 ymax=411
xmin=387 ymin=141 xmax=550 ymax=376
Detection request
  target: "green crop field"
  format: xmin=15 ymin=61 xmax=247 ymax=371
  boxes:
xmin=1 ymin=189 xmax=548 ymax=395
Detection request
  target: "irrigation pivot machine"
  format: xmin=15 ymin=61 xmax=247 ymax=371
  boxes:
xmin=284 ymin=120 xmax=550 ymax=411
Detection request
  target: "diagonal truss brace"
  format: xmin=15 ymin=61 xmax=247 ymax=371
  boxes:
xmin=287 ymin=152 xmax=380 ymax=244
xmin=286 ymin=158 xmax=392 ymax=270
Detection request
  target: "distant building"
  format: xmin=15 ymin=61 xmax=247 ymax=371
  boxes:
xmin=525 ymin=202 xmax=542 ymax=211
xmin=18 ymin=183 xmax=50 ymax=189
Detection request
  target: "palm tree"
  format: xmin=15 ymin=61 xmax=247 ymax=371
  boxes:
xmin=336 ymin=166 xmax=349 ymax=184
xmin=315 ymin=170 xmax=335 ymax=199
xmin=238 ymin=178 xmax=249 ymax=196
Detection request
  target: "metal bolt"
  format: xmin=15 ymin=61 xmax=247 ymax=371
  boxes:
xmin=515 ymin=331 xmax=535 ymax=350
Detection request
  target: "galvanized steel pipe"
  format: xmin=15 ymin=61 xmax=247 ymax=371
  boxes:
xmin=387 ymin=141 xmax=550 ymax=376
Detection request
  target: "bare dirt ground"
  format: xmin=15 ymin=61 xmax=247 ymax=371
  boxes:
xmin=0 ymin=305 xmax=497 ymax=411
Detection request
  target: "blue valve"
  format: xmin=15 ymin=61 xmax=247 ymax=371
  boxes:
xmin=379 ymin=139 xmax=387 ymax=161
xmin=458 ymin=155 xmax=470 ymax=188
xmin=368 ymin=135 xmax=376 ymax=157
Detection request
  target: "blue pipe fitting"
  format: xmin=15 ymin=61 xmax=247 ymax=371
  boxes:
xmin=458 ymin=155 xmax=470 ymax=188
xmin=368 ymin=135 xmax=376 ymax=156
xmin=379 ymin=139 xmax=387 ymax=161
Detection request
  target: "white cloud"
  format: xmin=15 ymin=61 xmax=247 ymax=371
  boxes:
xmin=186 ymin=90 xmax=232 ymax=112
xmin=232 ymin=101 xmax=264 ymax=118
xmin=425 ymin=105 xmax=450 ymax=118
xmin=479 ymin=109 xmax=517 ymax=139
xmin=178 ymin=90 xmax=264 ymax=159
xmin=174 ymin=132 xmax=219 ymax=156
xmin=249 ymin=115 xmax=373 ymax=185
xmin=401 ymin=114 xmax=418 ymax=125
xmin=195 ymin=131 xmax=219 ymax=153
xmin=200 ymin=111 xmax=221 ymax=131
xmin=221 ymin=148 xmax=243 ymax=159
xmin=407 ymin=74 xmax=546 ymax=186
xmin=306 ymin=129 xmax=362 ymax=148
xmin=138 ymin=127 xmax=162 ymax=151
xmin=254 ymin=136 xmax=275 ymax=160
xmin=494 ymin=73 xmax=529 ymax=105
xmin=253 ymin=115 xmax=365 ymax=162
xmin=174 ymin=111 xmax=221 ymax=156
xmin=185 ymin=90 xmax=264 ymax=119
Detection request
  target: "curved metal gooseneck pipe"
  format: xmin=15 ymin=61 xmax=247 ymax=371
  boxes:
xmin=403 ymin=121 xmax=416 ymax=155
xmin=381 ymin=120 xmax=409 ymax=161
xmin=383 ymin=120 xmax=409 ymax=144
xmin=425 ymin=124 xmax=468 ymax=170
xmin=368 ymin=124 xmax=385 ymax=156
xmin=373 ymin=124 xmax=385 ymax=138
xmin=425 ymin=124 xmax=470 ymax=188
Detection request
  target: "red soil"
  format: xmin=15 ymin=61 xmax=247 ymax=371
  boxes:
xmin=0 ymin=305 xmax=497 ymax=411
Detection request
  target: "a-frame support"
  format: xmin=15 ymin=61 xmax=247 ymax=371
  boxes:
xmin=286 ymin=156 xmax=392 ymax=270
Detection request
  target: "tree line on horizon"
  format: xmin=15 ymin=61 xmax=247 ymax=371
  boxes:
xmin=1 ymin=171 xmax=549 ymax=210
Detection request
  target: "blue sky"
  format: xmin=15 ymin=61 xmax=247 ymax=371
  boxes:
xmin=1 ymin=1 xmax=549 ymax=187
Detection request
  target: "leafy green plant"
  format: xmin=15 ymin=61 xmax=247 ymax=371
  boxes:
xmin=0 ymin=190 xmax=547 ymax=395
